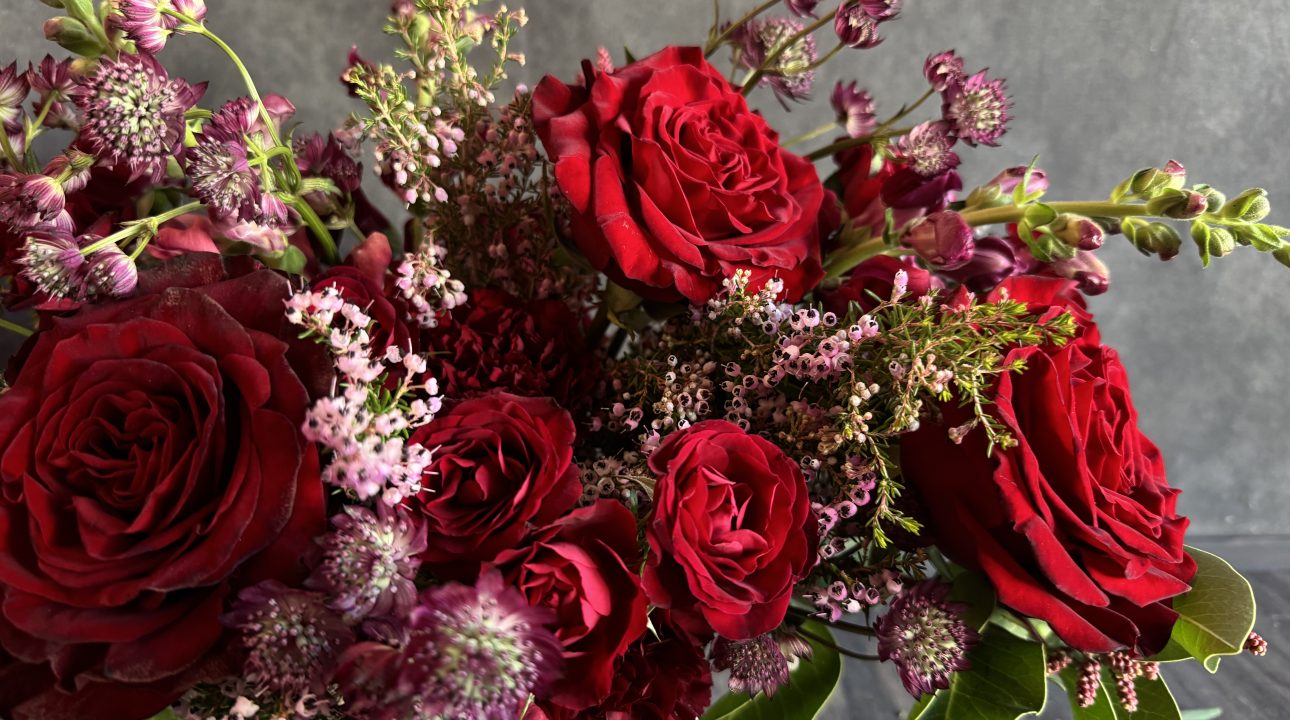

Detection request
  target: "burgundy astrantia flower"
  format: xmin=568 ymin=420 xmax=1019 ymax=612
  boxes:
xmin=0 ymin=62 xmax=27 ymax=132
xmin=0 ymin=172 xmax=70 ymax=235
xmin=336 ymin=573 xmax=562 ymax=720
xmin=732 ymin=18 xmax=818 ymax=104
xmin=221 ymin=581 xmax=354 ymax=700
xmin=421 ymin=287 xmax=599 ymax=414
xmin=875 ymin=581 xmax=979 ymax=697
xmin=943 ymin=69 xmax=1011 ymax=147
xmin=70 ymin=53 xmax=205 ymax=183
xmin=307 ymin=505 xmax=427 ymax=628
xmin=785 ymin=0 xmax=821 ymax=16
xmin=923 ymin=50 xmax=965 ymax=92
xmin=711 ymin=634 xmax=790 ymax=697
xmin=25 ymin=56 xmax=76 ymax=130
xmin=189 ymin=96 xmax=291 ymax=234
xmin=831 ymin=80 xmax=876 ymax=138
xmin=15 ymin=231 xmax=83 ymax=299
xmin=894 ymin=121 xmax=960 ymax=178
xmin=118 ymin=0 xmax=208 ymax=54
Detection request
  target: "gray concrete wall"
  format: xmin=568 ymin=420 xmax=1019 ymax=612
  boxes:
xmin=2 ymin=0 xmax=1287 ymax=533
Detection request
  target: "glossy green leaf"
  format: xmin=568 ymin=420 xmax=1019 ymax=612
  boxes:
xmin=1150 ymin=546 xmax=1255 ymax=672
xmin=946 ymin=625 xmax=1047 ymax=719
xmin=1179 ymin=709 xmax=1222 ymax=720
xmin=908 ymin=690 xmax=949 ymax=720
xmin=702 ymin=621 xmax=843 ymax=720
xmin=947 ymin=568 xmax=996 ymax=632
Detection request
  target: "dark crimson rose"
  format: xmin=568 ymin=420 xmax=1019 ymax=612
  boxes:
xmin=533 ymin=46 xmax=826 ymax=304
xmin=644 ymin=420 xmax=814 ymax=640
xmin=901 ymin=277 xmax=1195 ymax=655
xmin=525 ymin=611 xmax=712 ymax=720
xmin=408 ymin=392 xmax=579 ymax=570
xmin=311 ymin=234 xmax=412 ymax=355
xmin=492 ymin=500 xmax=648 ymax=710
xmin=818 ymin=255 xmax=940 ymax=317
xmin=421 ymin=287 xmax=599 ymax=414
xmin=0 ymin=254 xmax=327 ymax=720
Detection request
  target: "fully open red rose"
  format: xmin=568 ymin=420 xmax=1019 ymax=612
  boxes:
xmin=644 ymin=420 xmax=814 ymax=640
xmin=492 ymin=500 xmax=648 ymax=711
xmin=421 ymin=287 xmax=599 ymax=415
xmin=533 ymin=46 xmax=826 ymax=304
xmin=901 ymin=277 xmax=1195 ymax=655
xmin=0 ymin=254 xmax=327 ymax=720
xmin=409 ymin=392 xmax=579 ymax=571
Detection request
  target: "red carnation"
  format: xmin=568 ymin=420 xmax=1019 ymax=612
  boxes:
xmin=533 ymin=46 xmax=826 ymax=304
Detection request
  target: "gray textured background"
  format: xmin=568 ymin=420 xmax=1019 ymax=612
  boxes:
xmin=2 ymin=0 xmax=1288 ymax=534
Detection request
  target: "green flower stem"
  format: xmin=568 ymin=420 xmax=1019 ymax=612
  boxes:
xmin=785 ymin=120 xmax=844 ymax=148
xmin=79 ymin=201 xmax=204 ymax=256
xmin=823 ymin=235 xmax=892 ymax=281
xmin=803 ymin=41 xmax=846 ymax=73
xmin=960 ymin=201 xmax=1155 ymax=227
xmin=803 ymin=87 xmax=936 ymax=161
xmin=741 ymin=11 xmax=833 ymax=94
xmin=287 ymin=196 xmax=339 ymax=265
xmin=704 ymin=0 xmax=781 ymax=57
xmin=172 ymin=17 xmax=282 ymax=148
xmin=797 ymin=626 xmax=881 ymax=661
xmin=0 ymin=318 xmax=33 ymax=338
xmin=787 ymin=605 xmax=878 ymax=638
xmin=0 ymin=131 xmax=21 ymax=171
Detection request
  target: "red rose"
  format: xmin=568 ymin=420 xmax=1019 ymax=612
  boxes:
xmin=421 ymin=288 xmax=599 ymax=415
xmin=533 ymin=46 xmax=826 ymax=304
xmin=492 ymin=500 xmax=648 ymax=710
xmin=901 ymin=277 xmax=1195 ymax=655
xmin=311 ymin=235 xmax=414 ymax=358
xmin=644 ymin=420 xmax=814 ymax=639
xmin=525 ymin=611 xmax=712 ymax=720
xmin=0 ymin=254 xmax=327 ymax=720
xmin=408 ymin=392 xmax=579 ymax=570
xmin=818 ymin=255 xmax=940 ymax=317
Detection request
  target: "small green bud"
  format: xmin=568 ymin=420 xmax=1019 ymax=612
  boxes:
xmin=1146 ymin=188 xmax=1208 ymax=220
xmin=1121 ymin=217 xmax=1152 ymax=255
xmin=1220 ymin=188 xmax=1271 ymax=223
xmin=1230 ymin=223 xmax=1282 ymax=252
xmin=1048 ymin=214 xmax=1105 ymax=250
xmin=1192 ymin=184 xmax=1226 ymax=213
xmin=42 ymin=16 xmax=103 ymax=56
xmin=1273 ymin=246 xmax=1290 ymax=269
xmin=1147 ymin=222 xmax=1182 ymax=260
xmin=1123 ymin=160 xmax=1187 ymax=200
xmin=1191 ymin=222 xmax=1235 ymax=266
xmin=39 ymin=0 xmax=64 ymax=7
xmin=963 ymin=184 xmax=1006 ymax=211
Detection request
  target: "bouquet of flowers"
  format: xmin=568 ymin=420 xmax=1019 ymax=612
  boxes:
xmin=0 ymin=0 xmax=1279 ymax=718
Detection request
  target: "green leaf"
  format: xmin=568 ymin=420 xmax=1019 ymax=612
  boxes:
xmin=1150 ymin=546 xmax=1255 ymax=673
xmin=1131 ymin=674 xmax=1183 ymax=720
xmin=946 ymin=568 xmax=995 ymax=632
xmin=624 ymin=46 xmax=638 ymax=64
xmin=147 ymin=710 xmax=180 ymax=720
xmin=1057 ymin=667 xmax=1182 ymax=720
xmin=944 ymin=625 xmax=1047 ymax=719
xmin=1179 ymin=709 xmax=1223 ymax=720
xmin=908 ymin=691 xmax=949 ymax=720
xmin=701 ymin=621 xmax=842 ymax=720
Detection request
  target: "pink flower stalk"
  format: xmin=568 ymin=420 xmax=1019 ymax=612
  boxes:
xmin=307 ymin=505 xmax=427 ymax=627
xmin=832 ymin=81 xmax=876 ymax=138
xmin=733 ymin=18 xmax=818 ymax=104
xmin=335 ymin=573 xmax=562 ymax=720
xmin=923 ymin=50 xmax=965 ymax=92
xmin=0 ymin=61 xmax=28 ymax=133
xmin=70 ymin=53 xmax=205 ymax=182
xmin=222 ymin=580 xmax=355 ymax=699
xmin=118 ymin=0 xmax=208 ymax=54
xmin=25 ymin=56 xmax=76 ymax=129
xmin=943 ymin=70 xmax=1011 ymax=147
xmin=894 ymin=121 xmax=960 ymax=178
xmin=902 ymin=210 xmax=975 ymax=270
xmin=874 ymin=580 xmax=979 ymax=697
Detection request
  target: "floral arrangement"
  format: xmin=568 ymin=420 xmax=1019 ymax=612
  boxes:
xmin=0 ymin=1 xmax=1279 ymax=719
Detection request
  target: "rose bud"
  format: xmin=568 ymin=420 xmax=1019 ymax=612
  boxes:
xmin=1146 ymin=188 xmax=1209 ymax=219
xmin=1219 ymin=188 xmax=1271 ymax=223
xmin=1049 ymin=214 xmax=1105 ymax=250
xmin=901 ymin=210 xmax=975 ymax=270
xmin=1050 ymin=250 xmax=1110 ymax=295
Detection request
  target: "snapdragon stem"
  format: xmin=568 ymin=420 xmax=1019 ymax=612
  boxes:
xmin=704 ymin=0 xmax=781 ymax=57
xmin=79 ymin=201 xmax=204 ymax=256
xmin=0 ymin=131 xmax=21 ymax=171
xmin=785 ymin=120 xmax=842 ymax=148
xmin=804 ymin=86 xmax=936 ymax=160
xmin=960 ymin=201 xmax=1155 ymax=227
xmin=741 ymin=12 xmax=833 ymax=94
xmin=797 ymin=627 xmax=881 ymax=661
xmin=287 ymin=196 xmax=340 ymax=265
xmin=0 ymin=318 xmax=33 ymax=338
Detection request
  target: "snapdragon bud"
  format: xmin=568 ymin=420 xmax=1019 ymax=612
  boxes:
xmin=1191 ymin=221 xmax=1236 ymax=264
xmin=1049 ymin=214 xmax=1105 ymax=250
xmin=1117 ymin=161 xmax=1186 ymax=200
xmin=1146 ymin=188 xmax=1208 ymax=219
xmin=39 ymin=0 xmax=64 ymax=7
xmin=43 ymin=16 xmax=102 ymax=56
xmin=1122 ymin=217 xmax=1180 ymax=260
xmin=1273 ymin=246 xmax=1290 ymax=269
xmin=1051 ymin=250 xmax=1110 ymax=295
xmin=1192 ymin=184 xmax=1226 ymax=213
xmin=1220 ymin=188 xmax=1271 ymax=223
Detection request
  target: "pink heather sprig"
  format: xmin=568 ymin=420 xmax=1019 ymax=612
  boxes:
xmin=287 ymin=286 xmax=443 ymax=504
xmin=394 ymin=239 xmax=467 ymax=327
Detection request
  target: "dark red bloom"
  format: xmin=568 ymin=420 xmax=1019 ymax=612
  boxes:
xmin=311 ymin=234 xmax=413 ymax=356
xmin=421 ymin=287 xmax=599 ymax=415
xmin=408 ymin=392 xmax=580 ymax=572
xmin=818 ymin=255 xmax=940 ymax=317
xmin=492 ymin=500 xmax=648 ymax=710
xmin=644 ymin=420 xmax=814 ymax=640
xmin=0 ymin=254 xmax=328 ymax=720
xmin=533 ymin=46 xmax=825 ymax=304
xmin=901 ymin=277 xmax=1195 ymax=655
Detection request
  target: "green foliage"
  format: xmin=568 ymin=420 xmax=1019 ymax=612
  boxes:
xmin=702 ymin=621 xmax=843 ymax=720
xmin=908 ymin=625 xmax=1048 ymax=720
xmin=1056 ymin=667 xmax=1181 ymax=720
xmin=1151 ymin=547 xmax=1256 ymax=672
